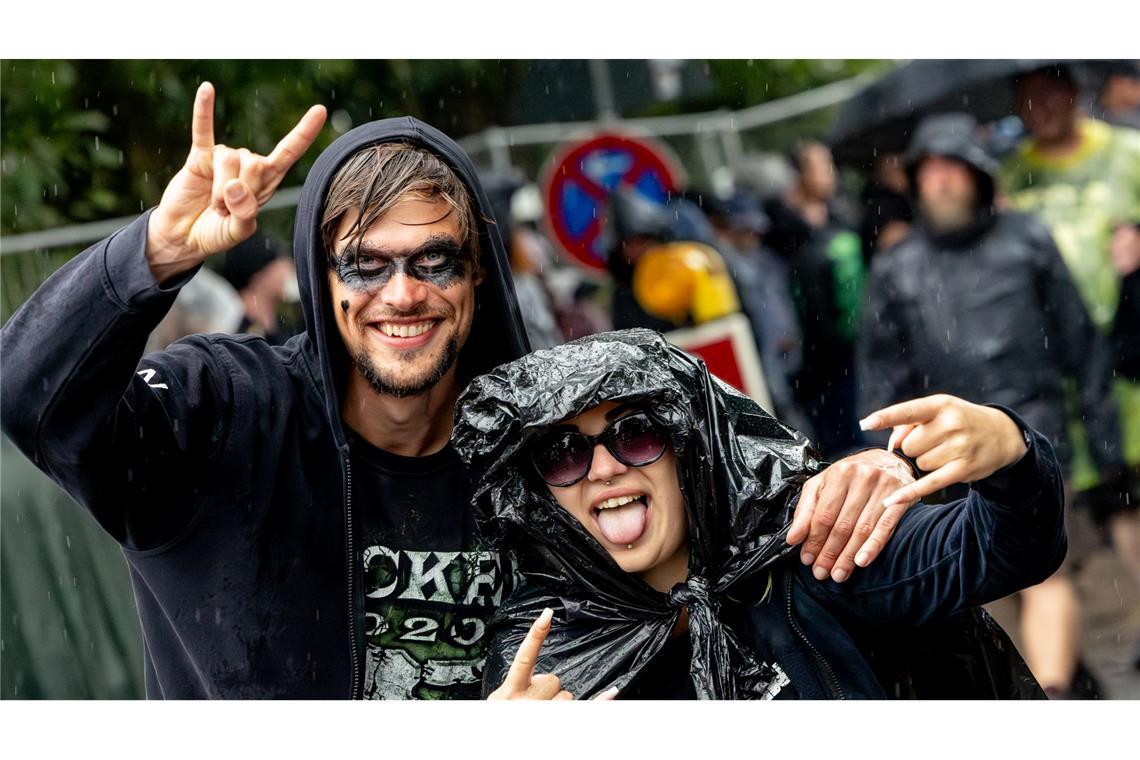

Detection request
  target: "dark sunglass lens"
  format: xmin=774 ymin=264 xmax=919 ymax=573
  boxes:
xmin=532 ymin=433 xmax=592 ymax=486
xmin=610 ymin=415 xmax=669 ymax=465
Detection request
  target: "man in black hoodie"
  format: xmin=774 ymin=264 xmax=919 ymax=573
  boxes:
xmin=0 ymin=82 xmax=532 ymax=699
xmin=1 ymin=82 xmax=916 ymax=699
xmin=857 ymin=113 xmax=1125 ymax=698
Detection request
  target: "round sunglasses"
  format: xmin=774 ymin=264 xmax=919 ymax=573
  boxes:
xmin=529 ymin=411 xmax=671 ymax=487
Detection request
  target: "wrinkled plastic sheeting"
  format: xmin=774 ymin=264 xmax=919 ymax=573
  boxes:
xmin=452 ymin=329 xmax=1044 ymax=699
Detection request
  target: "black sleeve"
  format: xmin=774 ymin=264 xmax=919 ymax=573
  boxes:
xmin=0 ymin=211 xmax=234 ymax=549
xmin=801 ymin=408 xmax=1067 ymax=628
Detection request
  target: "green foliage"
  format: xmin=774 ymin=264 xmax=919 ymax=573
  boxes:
xmin=705 ymin=59 xmax=892 ymax=109
xmin=1 ymin=60 xmax=529 ymax=236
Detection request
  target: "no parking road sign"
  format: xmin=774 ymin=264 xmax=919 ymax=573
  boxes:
xmin=543 ymin=133 xmax=684 ymax=272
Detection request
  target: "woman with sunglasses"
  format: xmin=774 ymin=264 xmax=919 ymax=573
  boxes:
xmin=452 ymin=329 xmax=1061 ymax=699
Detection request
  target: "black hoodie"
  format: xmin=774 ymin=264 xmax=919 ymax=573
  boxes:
xmin=858 ymin=113 xmax=1123 ymax=475
xmin=0 ymin=117 xmax=530 ymax=698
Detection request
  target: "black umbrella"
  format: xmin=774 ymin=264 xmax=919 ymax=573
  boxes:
xmin=827 ymin=59 xmax=1120 ymax=169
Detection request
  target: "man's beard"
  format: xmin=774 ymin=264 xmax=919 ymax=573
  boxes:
xmin=353 ymin=337 xmax=460 ymax=399
xmin=921 ymin=196 xmax=974 ymax=233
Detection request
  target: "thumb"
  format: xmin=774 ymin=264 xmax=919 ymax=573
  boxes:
xmin=223 ymin=178 xmax=258 ymax=218
xmin=222 ymin=179 xmax=258 ymax=243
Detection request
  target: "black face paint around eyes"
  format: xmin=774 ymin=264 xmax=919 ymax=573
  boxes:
xmin=332 ymin=247 xmax=469 ymax=293
xmin=408 ymin=249 xmax=468 ymax=289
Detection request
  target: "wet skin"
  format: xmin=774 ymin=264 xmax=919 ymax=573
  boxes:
xmin=541 ymin=401 xmax=690 ymax=594
xmin=326 ymin=197 xmax=479 ymax=400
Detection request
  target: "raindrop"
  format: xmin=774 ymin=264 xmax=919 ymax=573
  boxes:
xmin=330 ymin=109 xmax=353 ymax=135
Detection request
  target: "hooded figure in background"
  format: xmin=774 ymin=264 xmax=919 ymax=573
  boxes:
xmin=857 ymin=112 xmax=1127 ymax=698
xmin=858 ymin=113 xmax=1124 ymax=487
xmin=452 ymin=329 xmax=1062 ymax=699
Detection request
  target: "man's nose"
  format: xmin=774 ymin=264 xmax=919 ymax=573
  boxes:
xmin=588 ymin=442 xmax=629 ymax=483
xmin=379 ymin=271 xmax=426 ymax=312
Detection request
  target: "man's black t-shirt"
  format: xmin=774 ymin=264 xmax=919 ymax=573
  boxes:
xmin=350 ymin=432 xmax=518 ymax=699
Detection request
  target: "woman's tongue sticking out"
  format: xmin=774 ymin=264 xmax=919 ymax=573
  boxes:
xmin=596 ymin=498 xmax=648 ymax=545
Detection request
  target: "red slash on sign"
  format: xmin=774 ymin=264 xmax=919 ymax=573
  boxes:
xmin=542 ymin=133 xmax=684 ymax=272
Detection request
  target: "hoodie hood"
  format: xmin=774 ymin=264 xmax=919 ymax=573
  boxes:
xmin=904 ymin=112 xmax=998 ymax=211
xmin=451 ymin=329 xmax=820 ymax=698
xmin=292 ymin=117 xmax=531 ymax=447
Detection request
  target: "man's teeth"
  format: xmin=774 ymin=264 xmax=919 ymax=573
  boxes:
xmin=596 ymin=494 xmax=645 ymax=511
xmin=378 ymin=321 xmax=435 ymax=338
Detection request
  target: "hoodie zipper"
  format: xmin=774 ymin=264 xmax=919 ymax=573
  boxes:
xmin=344 ymin=452 xmax=362 ymax=698
xmin=784 ymin=573 xmax=845 ymax=699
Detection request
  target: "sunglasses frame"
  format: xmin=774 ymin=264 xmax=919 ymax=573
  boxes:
xmin=528 ymin=411 xmax=671 ymax=488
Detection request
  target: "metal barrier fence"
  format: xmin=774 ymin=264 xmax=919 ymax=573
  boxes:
xmin=0 ymin=74 xmax=870 ymax=321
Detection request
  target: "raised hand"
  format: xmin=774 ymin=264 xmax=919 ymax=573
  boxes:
xmin=859 ymin=393 xmax=1029 ymax=539
xmin=488 ymin=608 xmax=597 ymax=701
xmin=145 ymin=81 xmax=327 ymax=283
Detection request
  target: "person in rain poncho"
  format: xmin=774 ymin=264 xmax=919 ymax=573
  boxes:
xmin=860 ymin=112 xmax=1128 ymax=697
xmin=452 ymin=330 xmax=1064 ymax=699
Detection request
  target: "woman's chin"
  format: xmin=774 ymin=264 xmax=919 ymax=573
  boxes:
xmin=612 ymin=550 xmax=653 ymax=575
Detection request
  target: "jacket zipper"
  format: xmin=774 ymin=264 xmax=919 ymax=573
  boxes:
xmin=784 ymin=573 xmax=845 ymax=699
xmin=344 ymin=452 xmax=362 ymax=699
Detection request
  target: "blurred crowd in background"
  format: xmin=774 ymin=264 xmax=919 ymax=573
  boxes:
xmin=2 ymin=58 xmax=1139 ymax=699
